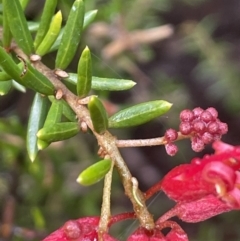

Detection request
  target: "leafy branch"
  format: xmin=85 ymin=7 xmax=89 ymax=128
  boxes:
xmin=0 ymin=0 xmax=234 ymax=241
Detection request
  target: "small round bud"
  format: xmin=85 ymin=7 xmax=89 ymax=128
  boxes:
xmin=165 ymin=143 xmax=178 ymax=156
xmin=201 ymin=132 xmax=214 ymax=144
xmin=180 ymin=109 xmax=194 ymax=122
xmin=64 ymin=221 xmax=81 ymax=239
xmin=179 ymin=122 xmax=192 ymax=135
xmin=218 ymin=122 xmax=228 ymax=135
xmin=200 ymin=110 xmax=213 ymax=123
xmin=193 ymin=120 xmax=206 ymax=134
xmin=191 ymin=136 xmax=205 ymax=152
xmin=164 ymin=128 xmax=178 ymax=142
xmin=192 ymin=107 xmax=204 ymax=118
xmin=207 ymin=121 xmax=219 ymax=134
xmin=206 ymin=107 xmax=218 ymax=120
xmin=213 ymin=134 xmax=221 ymax=141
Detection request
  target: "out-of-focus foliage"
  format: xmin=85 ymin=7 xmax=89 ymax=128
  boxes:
xmin=1 ymin=0 xmax=240 ymax=240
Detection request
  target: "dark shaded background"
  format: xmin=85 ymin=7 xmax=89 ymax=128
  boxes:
xmin=0 ymin=0 xmax=240 ymax=240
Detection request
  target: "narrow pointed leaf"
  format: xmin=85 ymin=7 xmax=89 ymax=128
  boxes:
xmin=37 ymin=122 xmax=80 ymax=142
xmin=44 ymin=100 xmax=63 ymax=126
xmin=0 ymin=80 xmax=12 ymax=95
xmin=55 ymin=0 xmax=85 ymax=69
xmin=0 ymin=71 xmax=12 ymax=82
xmin=65 ymin=73 xmax=136 ymax=91
xmin=49 ymin=9 xmax=97 ymax=53
xmin=48 ymin=96 xmax=77 ymax=122
xmin=36 ymin=11 xmax=62 ymax=56
xmin=3 ymin=0 xmax=34 ymax=55
xmin=0 ymin=46 xmax=22 ymax=82
xmin=27 ymin=93 xmax=50 ymax=162
xmin=19 ymin=0 xmax=31 ymax=10
xmin=109 ymin=100 xmax=172 ymax=128
xmin=20 ymin=62 xmax=55 ymax=95
xmin=28 ymin=21 xmax=40 ymax=32
xmin=34 ymin=0 xmax=58 ymax=48
xmin=12 ymin=80 xmax=26 ymax=93
xmin=2 ymin=4 xmax=12 ymax=48
xmin=88 ymin=96 xmax=108 ymax=134
xmin=37 ymin=99 xmax=63 ymax=150
xmin=77 ymin=46 xmax=92 ymax=97
xmin=62 ymin=101 xmax=77 ymax=122
xmin=77 ymin=159 xmax=111 ymax=186
xmin=83 ymin=9 xmax=98 ymax=29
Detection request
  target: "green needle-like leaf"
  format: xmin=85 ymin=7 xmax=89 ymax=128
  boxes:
xmin=34 ymin=0 xmax=58 ymax=49
xmin=19 ymin=0 xmax=31 ymax=10
xmin=2 ymin=4 xmax=12 ymax=48
xmin=48 ymin=96 xmax=77 ymax=122
xmin=49 ymin=9 xmax=97 ymax=53
xmin=55 ymin=0 xmax=85 ymax=70
xmin=88 ymin=96 xmax=108 ymax=134
xmin=20 ymin=62 xmax=55 ymax=95
xmin=28 ymin=21 xmax=40 ymax=32
xmin=3 ymin=0 xmax=34 ymax=55
xmin=83 ymin=9 xmax=98 ymax=29
xmin=65 ymin=74 xmax=136 ymax=91
xmin=0 ymin=71 xmax=12 ymax=82
xmin=36 ymin=11 xmax=62 ymax=56
xmin=37 ymin=99 xmax=63 ymax=150
xmin=0 ymin=46 xmax=22 ymax=82
xmin=77 ymin=46 xmax=92 ymax=97
xmin=0 ymin=80 xmax=12 ymax=95
xmin=12 ymin=80 xmax=26 ymax=93
xmin=62 ymin=101 xmax=77 ymax=122
xmin=27 ymin=93 xmax=50 ymax=162
xmin=37 ymin=122 xmax=80 ymax=142
xmin=108 ymin=100 xmax=172 ymax=128
xmin=77 ymin=159 xmax=111 ymax=186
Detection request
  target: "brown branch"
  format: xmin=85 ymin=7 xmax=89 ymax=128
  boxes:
xmin=12 ymin=46 xmax=155 ymax=231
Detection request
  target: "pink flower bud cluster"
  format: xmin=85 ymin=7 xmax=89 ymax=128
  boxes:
xmin=179 ymin=107 xmax=228 ymax=152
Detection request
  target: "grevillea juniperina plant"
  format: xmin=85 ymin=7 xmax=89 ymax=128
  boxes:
xmin=0 ymin=0 xmax=239 ymax=240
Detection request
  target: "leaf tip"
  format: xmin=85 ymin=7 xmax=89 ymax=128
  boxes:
xmin=76 ymin=175 xmax=83 ymax=184
xmin=29 ymin=153 xmax=37 ymax=162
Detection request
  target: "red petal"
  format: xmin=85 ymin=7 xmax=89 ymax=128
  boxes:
xmin=161 ymin=164 xmax=213 ymax=202
xmin=173 ymin=195 xmax=231 ymax=223
xmin=202 ymin=161 xmax=236 ymax=195
xmin=166 ymin=229 xmax=189 ymax=241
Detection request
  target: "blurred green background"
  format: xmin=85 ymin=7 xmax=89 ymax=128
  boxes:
xmin=0 ymin=0 xmax=240 ymax=240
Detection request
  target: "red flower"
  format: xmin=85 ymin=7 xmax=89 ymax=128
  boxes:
xmin=42 ymin=217 xmax=118 ymax=241
xmin=127 ymin=227 xmax=166 ymax=241
xmin=159 ymin=141 xmax=240 ymax=223
xmin=128 ymin=221 xmax=189 ymax=241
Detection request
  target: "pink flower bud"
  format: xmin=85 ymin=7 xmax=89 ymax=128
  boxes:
xmin=165 ymin=143 xmax=178 ymax=156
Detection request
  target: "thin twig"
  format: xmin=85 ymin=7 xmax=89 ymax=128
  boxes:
xmin=116 ymin=132 xmax=190 ymax=148
xmin=98 ymin=159 xmax=114 ymax=241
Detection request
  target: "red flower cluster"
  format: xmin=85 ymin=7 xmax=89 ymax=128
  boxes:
xmin=159 ymin=141 xmax=240 ymax=223
xmin=41 ymin=216 xmax=188 ymax=241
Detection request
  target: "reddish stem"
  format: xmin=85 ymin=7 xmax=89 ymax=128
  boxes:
xmin=109 ymin=212 xmax=136 ymax=226
xmin=144 ymin=180 xmax=163 ymax=200
xmin=157 ymin=220 xmax=181 ymax=230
